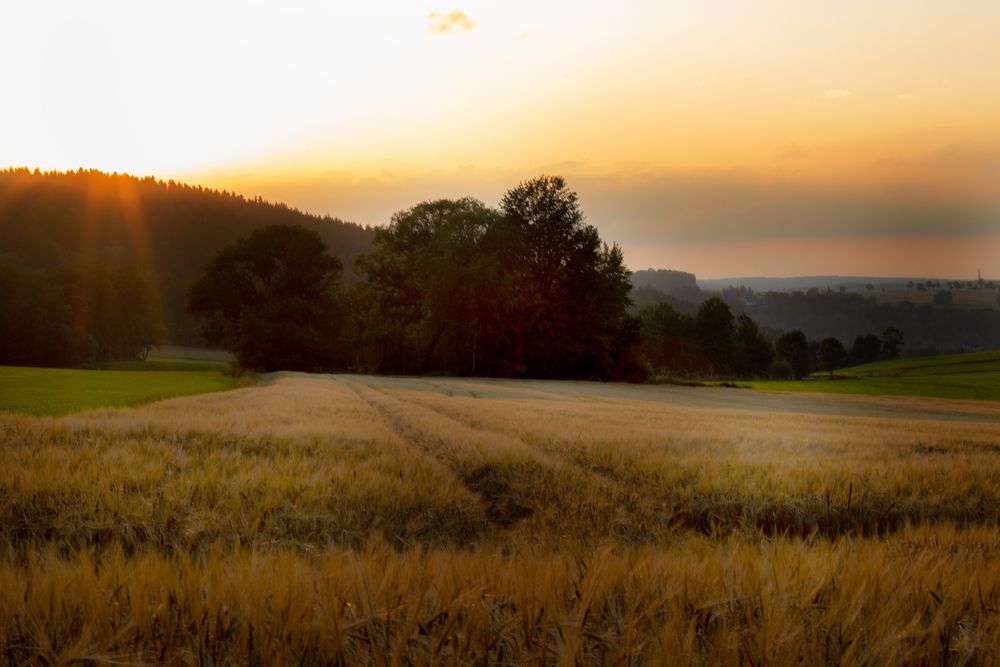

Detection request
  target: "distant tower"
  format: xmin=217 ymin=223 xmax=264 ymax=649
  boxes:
xmin=979 ymin=269 xmax=983 ymax=281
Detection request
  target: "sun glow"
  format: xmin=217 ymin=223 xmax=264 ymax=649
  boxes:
xmin=1 ymin=1 xmax=622 ymax=176
xmin=2 ymin=1 xmax=999 ymax=275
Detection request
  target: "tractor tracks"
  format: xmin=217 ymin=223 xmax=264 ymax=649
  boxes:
xmin=340 ymin=377 xmax=634 ymax=531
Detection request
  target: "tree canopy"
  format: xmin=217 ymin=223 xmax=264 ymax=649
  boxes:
xmin=187 ymin=225 xmax=343 ymax=372
xmin=817 ymin=337 xmax=847 ymax=376
xmin=354 ymin=177 xmax=637 ymax=379
xmin=775 ymin=330 xmax=811 ymax=379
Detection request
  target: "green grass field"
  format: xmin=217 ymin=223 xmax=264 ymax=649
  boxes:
xmin=0 ymin=357 xmax=245 ymax=416
xmin=745 ymin=349 xmax=1000 ymax=400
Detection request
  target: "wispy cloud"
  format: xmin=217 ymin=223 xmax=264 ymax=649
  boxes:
xmin=823 ymin=88 xmax=852 ymax=99
xmin=427 ymin=10 xmax=475 ymax=33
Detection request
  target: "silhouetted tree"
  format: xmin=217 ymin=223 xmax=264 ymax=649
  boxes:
xmin=356 ymin=177 xmax=636 ymax=379
xmin=694 ymin=297 xmax=736 ymax=374
xmin=818 ymin=337 xmax=847 ymax=376
xmin=355 ymin=198 xmax=502 ymax=374
xmin=933 ymin=290 xmax=953 ymax=306
xmin=497 ymin=175 xmax=634 ymax=378
xmin=732 ymin=313 xmax=774 ymax=377
xmin=187 ymin=225 xmax=343 ymax=371
xmin=880 ymin=327 xmax=904 ymax=360
xmin=637 ymin=301 xmax=697 ymax=375
xmin=848 ymin=334 xmax=881 ymax=365
xmin=775 ymin=330 xmax=811 ymax=378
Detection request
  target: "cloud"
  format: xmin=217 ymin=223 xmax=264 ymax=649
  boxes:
xmin=823 ymin=88 xmax=852 ymax=99
xmin=427 ymin=10 xmax=475 ymax=33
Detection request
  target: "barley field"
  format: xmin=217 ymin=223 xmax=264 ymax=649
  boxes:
xmin=2 ymin=374 xmax=1000 ymax=664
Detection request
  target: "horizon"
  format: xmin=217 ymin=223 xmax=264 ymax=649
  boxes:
xmin=3 ymin=165 xmax=996 ymax=283
xmin=2 ymin=1 xmax=998 ymax=278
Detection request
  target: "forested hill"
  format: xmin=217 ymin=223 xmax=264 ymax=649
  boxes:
xmin=0 ymin=168 xmax=374 ymax=343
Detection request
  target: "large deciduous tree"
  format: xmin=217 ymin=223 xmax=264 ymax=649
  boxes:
xmin=637 ymin=301 xmax=698 ymax=375
xmin=775 ymin=330 xmax=811 ymax=378
xmin=849 ymin=334 xmax=881 ymax=365
xmin=355 ymin=198 xmax=502 ymax=374
xmin=498 ymin=175 xmax=635 ymax=378
xmin=694 ymin=297 xmax=736 ymax=374
xmin=880 ymin=327 xmax=904 ymax=360
xmin=356 ymin=176 xmax=637 ymax=379
xmin=187 ymin=225 xmax=342 ymax=371
xmin=733 ymin=313 xmax=774 ymax=377
xmin=817 ymin=337 xmax=847 ymax=377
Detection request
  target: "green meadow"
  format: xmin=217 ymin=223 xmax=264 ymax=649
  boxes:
xmin=0 ymin=357 xmax=244 ymax=416
xmin=744 ymin=349 xmax=1000 ymax=400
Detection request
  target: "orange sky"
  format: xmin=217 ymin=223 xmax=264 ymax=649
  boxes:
xmin=2 ymin=1 xmax=998 ymax=278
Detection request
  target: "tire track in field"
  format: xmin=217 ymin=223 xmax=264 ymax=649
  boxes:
xmin=347 ymin=378 xmax=685 ymax=542
xmin=381 ymin=379 xmax=648 ymax=487
xmin=359 ymin=378 xmax=604 ymax=482
xmin=380 ymin=380 xmax=1000 ymax=538
xmin=370 ymin=381 xmax=701 ymax=535
xmin=341 ymin=377 xmax=624 ymax=532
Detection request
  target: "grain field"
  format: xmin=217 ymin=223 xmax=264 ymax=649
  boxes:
xmin=2 ymin=373 xmax=999 ymax=664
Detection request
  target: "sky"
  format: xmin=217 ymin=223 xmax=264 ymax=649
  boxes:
xmin=2 ymin=0 xmax=998 ymax=278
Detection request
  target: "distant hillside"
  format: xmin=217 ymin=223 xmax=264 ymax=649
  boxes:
xmin=634 ymin=268 xmax=1000 ymax=354
xmin=697 ymin=275 xmax=979 ymax=292
xmin=0 ymin=168 xmax=374 ymax=343
xmin=733 ymin=290 xmax=1000 ymax=354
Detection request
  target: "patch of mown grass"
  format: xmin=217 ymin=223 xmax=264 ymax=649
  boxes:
xmin=0 ymin=358 xmax=246 ymax=416
xmin=835 ymin=349 xmax=1000 ymax=378
xmin=747 ymin=349 xmax=1000 ymax=400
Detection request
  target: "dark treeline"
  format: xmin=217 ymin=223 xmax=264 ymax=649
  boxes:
xmin=0 ymin=263 xmax=163 ymax=366
xmin=5 ymin=169 xmax=997 ymax=378
xmin=732 ymin=289 xmax=1000 ymax=354
xmin=0 ymin=168 xmax=373 ymax=344
xmin=633 ymin=279 xmax=1000 ymax=356
xmin=353 ymin=180 xmax=636 ymax=378
xmin=637 ymin=295 xmax=904 ymax=379
xmin=188 ymin=177 xmax=640 ymax=379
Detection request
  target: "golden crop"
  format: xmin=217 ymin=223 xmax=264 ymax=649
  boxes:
xmin=2 ymin=373 xmax=999 ymax=664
